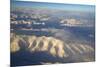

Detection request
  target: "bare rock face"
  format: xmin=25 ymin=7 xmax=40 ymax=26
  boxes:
xmin=11 ymin=35 xmax=94 ymax=58
xmin=11 ymin=33 xmax=94 ymax=62
xmin=11 ymin=34 xmax=66 ymax=58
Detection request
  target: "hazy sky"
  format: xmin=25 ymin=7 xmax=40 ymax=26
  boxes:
xmin=11 ymin=0 xmax=95 ymax=5
xmin=11 ymin=0 xmax=95 ymax=12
